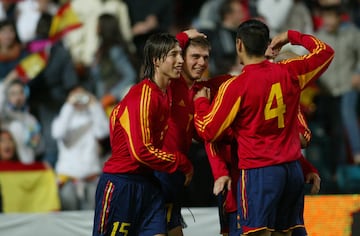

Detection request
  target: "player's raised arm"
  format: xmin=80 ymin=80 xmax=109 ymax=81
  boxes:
xmin=269 ymin=30 xmax=335 ymax=89
xmin=176 ymin=29 xmax=206 ymax=50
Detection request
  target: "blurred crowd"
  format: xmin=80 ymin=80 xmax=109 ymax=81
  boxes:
xmin=0 ymin=0 xmax=360 ymax=212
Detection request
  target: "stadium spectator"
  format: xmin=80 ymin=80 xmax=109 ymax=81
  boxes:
xmin=52 ymin=86 xmax=108 ymax=210
xmin=123 ymin=0 xmax=174 ymax=59
xmin=15 ymin=0 xmax=58 ymax=43
xmin=314 ymin=4 xmax=360 ymax=175
xmin=200 ymin=0 xmax=245 ymax=76
xmin=0 ymin=79 xmax=42 ymax=164
xmin=0 ymin=19 xmax=27 ymax=82
xmin=27 ymin=12 xmax=79 ymax=167
xmin=0 ymin=128 xmax=20 ymax=162
xmin=90 ymin=13 xmax=136 ymax=114
xmin=0 ymin=0 xmax=18 ymax=21
xmin=63 ymin=0 xmax=133 ymax=69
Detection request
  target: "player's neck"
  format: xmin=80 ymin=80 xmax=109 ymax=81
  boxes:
xmin=181 ymin=73 xmax=195 ymax=88
xmin=152 ymin=74 xmax=170 ymax=92
xmin=242 ymin=55 xmax=266 ymax=66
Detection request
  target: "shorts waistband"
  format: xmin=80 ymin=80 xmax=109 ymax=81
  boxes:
xmin=102 ymin=172 xmax=158 ymax=183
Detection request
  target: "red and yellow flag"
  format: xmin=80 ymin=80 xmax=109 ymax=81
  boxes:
xmin=15 ymin=51 xmax=48 ymax=83
xmin=49 ymin=2 xmax=82 ymax=42
xmin=0 ymin=161 xmax=60 ymax=213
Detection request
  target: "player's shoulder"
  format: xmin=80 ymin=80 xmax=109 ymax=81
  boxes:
xmin=118 ymin=80 xmax=148 ymax=104
xmin=127 ymin=79 xmax=154 ymax=95
xmin=169 ymin=76 xmax=186 ymax=88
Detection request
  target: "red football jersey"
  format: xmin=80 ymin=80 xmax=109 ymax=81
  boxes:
xmin=164 ymin=76 xmax=195 ymax=154
xmin=103 ymin=79 xmax=193 ymax=175
xmin=194 ymin=30 xmax=334 ymax=169
xmin=297 ymin=108 xmax=318 ymax=176
xmin=297 ymin=107 xmax=312 ymax=145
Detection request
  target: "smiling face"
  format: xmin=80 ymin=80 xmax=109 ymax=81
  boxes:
xmin=182 ymin=44 xmax=209 ymax=82
xmin=0 ymin=130 xmax=16 ymax=161
xmin=156 ymin=44 xmax=184 ymax=80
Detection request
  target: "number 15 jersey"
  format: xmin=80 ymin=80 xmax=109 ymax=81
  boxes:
xmin=194 ymin=30 xmax=334 ymax=169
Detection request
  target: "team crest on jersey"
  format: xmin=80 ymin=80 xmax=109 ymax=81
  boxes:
xmin=178 ymin=99 xmax=186 ymax=107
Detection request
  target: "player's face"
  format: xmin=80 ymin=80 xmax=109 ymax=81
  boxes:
xmin=0 ymin=131 xmax=16 ymax=161
xmin=158 ymin=44 xmax=184 ymax=79
xmin=183 ymin=45 xmax=209 ymax=81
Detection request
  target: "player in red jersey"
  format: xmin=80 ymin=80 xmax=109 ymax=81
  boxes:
xmin=211 ymin=111 xmax=321 ymax=236
xmin=92 ymin=33 xmax=193 ymax=236
xmin=193 ymin=19 xmax=334 ymax=236
xmin=153 ymin=30 xmax=208 ymax=236
xmin=153 ymin=29 xmax=234 ymax=236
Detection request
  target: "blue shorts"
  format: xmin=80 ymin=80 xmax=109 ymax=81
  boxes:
xmin=237 ymin=160 xmax=305 ymax=234
xmin=229 ymin=212 xmax=242 ymax=236
xmin=217 ymin=191 xmax=242 ymax=236
xmin=92 ymin=173 xmax=166 ymax=236
xmin=154 ymin=171 xmax=185 ymax=230
xmin=292 ymin=227 xmax=308 ymax=236
xmin=217 ymin=191 xmax=229 ymax=234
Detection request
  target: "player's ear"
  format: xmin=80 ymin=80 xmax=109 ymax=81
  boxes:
xmin=236 ymin=38 xmax=242 ymax=53
xmin=153 ymin=58 xmax=160 ymax=67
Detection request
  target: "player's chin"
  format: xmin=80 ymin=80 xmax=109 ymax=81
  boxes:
xmin=170 ymin=70 xmax=181 ymax=79
xmin=192 ymin=69 xmax=205 ymax=78
xmin=191 ymin=72 xmax=202 ymax=80
xmin=168 ymin=71 xmax=180 ymax=79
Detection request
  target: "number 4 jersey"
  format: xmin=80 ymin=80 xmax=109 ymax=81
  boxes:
xmin=194 ymin=30 xmax=334 ymax=169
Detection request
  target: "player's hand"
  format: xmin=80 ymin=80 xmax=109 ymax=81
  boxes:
xmin=305 ymin=172 xmax=321 ymax=194
xmin=299 ymin=133 xmax=309 ymax=149
xmin=266 ymin=31 xmax=289 ymax=58
xmin=193 ymin=87 xmax=210 ymax=101
xmin=183 ymin=29 xmax=206 ymax=39
xmin=184 ymin=168 xmax=194 ymax=187
xmin=213 ymin=176 xmax=231 ymax=196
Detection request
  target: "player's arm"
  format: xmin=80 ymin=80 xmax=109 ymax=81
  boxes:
xmin=176 ymin=29 xmax=206 ymax=50
xmin=297 ymin=107 xmax=312 ymax=148
xmin=268 ymin=30 xmax=335 ymax=89
xmin=297 ymin=108 xmax=320 ymax=194
xmin=194 ymin=77 xmax=241 ymax=142
xmin=115 ymin=86 xmax=193 ymax=176
xmin=299 ymin=156 xmax=321 ymax=194
xmin=205 ymin=142 xmax=232 ymax=196
xmin=205 ymin=142 xmax=230 ymax=180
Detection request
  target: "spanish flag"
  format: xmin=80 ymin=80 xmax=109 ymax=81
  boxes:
xmin=15 ymin=51 xmax=48 ymax=83
xmin=49 ymin=2 xmax=82 ymax=42
xmin=0 ymin=161 xmax=60 ymax=213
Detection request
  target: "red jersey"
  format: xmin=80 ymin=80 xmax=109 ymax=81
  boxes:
xmin=103 ymin=79 xmax=193 ymax=175
xmin=167 ymin=30 xmax=234 ymax=154
xmin=194 ymin=30 xmax=334 ymax=169
xmin=297 ymin=108 xmax=319 ymax=176
xmin=297 ymin=107 xmax=312 ymax=145
xmin=164 ymin=76 xmax=195 ymax=154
